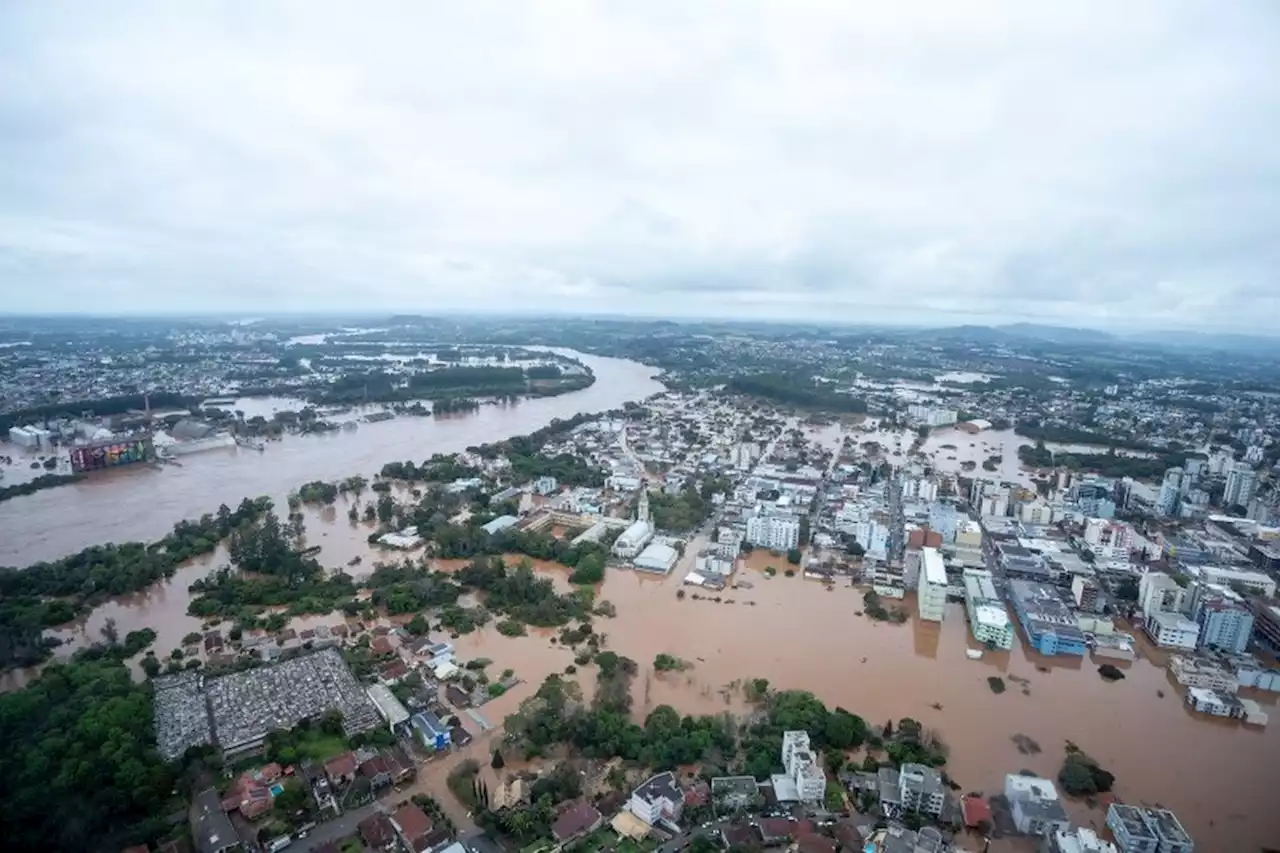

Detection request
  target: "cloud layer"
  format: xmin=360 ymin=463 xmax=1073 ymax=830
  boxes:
xmin=1 ymin=2 xmax=1278 ymax=329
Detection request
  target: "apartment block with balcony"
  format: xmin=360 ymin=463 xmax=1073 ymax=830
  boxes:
xmin=1106 ymin=804 xmax=1193 ymax=853
xmin=918 ymin=547 xmax=948 ymax=622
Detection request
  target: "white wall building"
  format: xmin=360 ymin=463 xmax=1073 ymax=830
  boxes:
xmin=1004 ymin=775 xmax=1070 ymax=837
xmin=918 ymin=547 xmax=948 ymax=622
xmin=1083 ymin=519 xmax=1134 ymax=557
xmin=780 ymin=731 xmax=827 ymax=803
xmin=627 ymin=772 xmax=683 ymax=826
xmin=746 ymin=513 xmax=801 ymax=551
xmin=1224 ymin=461 xmax=1258 ymax=509
xmin=907 ymin=404 xmax=958 ymax=427
xmin=1138 ymin=572 xmax=1187 ymax=619
xmin=1144 ymin=612 xmax=1200 ymax=650
xmin=962 ymin=569 xmax=1014 ymax=649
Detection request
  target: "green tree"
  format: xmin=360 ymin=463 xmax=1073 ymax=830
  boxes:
xmin=786 ymin=548 xmax=802 ymax=565
xmin=491 ymin=749 xmax=505 ymax=770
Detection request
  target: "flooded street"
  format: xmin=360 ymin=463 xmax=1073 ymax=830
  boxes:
xmin=0 ymin=351 xmax=663 ymax=566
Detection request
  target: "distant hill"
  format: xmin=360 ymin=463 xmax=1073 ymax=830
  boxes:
xmin=912 ymin=323 xmax=1114 ymax=345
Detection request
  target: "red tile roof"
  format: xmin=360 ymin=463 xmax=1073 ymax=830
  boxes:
xmin=551 ymin=801 xmax=602 ymax=842
xmin=359 ymin=813 xmax=396 ymax=849
xmin=324 ymin=751 xmax=357 ymax=779
xmin=392 ymin=804 xmax=434 ymax=852
xmin=961 ymin=795 xmax=992 ymax=828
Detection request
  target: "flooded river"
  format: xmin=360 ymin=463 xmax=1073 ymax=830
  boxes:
xmin=0 ymin=350 xmax=663 ymax=566
xmin=2 ymin=356 xmax=1275 ymax=848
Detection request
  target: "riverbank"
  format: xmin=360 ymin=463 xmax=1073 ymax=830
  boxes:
xmin=0 ymin=351 xmax=663 ymax=566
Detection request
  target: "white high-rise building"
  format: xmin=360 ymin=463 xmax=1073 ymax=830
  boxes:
xmin=1224 ymin=462 xmax=1258 ymax=510
xmin=1083 ymin=518 xmax=1134 ymax=557
xmin=907 ymin=404 xmax=958 ymax=427
xmin=780 ymin=731 xmax=827 ymax=802
xmin=746 ymin=513 xmax=801 ymax=551
xmin=918 ymin=547 xmax=947 ymax=622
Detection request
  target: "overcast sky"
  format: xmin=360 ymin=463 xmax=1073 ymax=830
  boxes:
xmin=1 ymin=2 xmax=1277 ymax=329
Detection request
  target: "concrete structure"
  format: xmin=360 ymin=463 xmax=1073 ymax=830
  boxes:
xmin=1138 ymin=573 xmax=1187 ymax=620
xmin=1106 ymin=804 xmax=1194 ymax=852
xmin=1044 ymin=826 xmax=1118 ymax=853
xmin=628 ymin=771 xmax=683 ymax=826
xmin=877 ymin=763 xmax=944 ymax=818
xmin=481 ymin=514 xmax=520 ymax=535
xmin=746 ymin=513 xmax=801 ymax=551
xmin=533 ymin=475 xmax=558 ymax=495
xmin=1157 ymin=468 xmax=1182 ymax=516
xmin=962 ymin=569 xmax=1014 ymax=649
xmin=1184 ymin=687 xmax=1248 ymax=720
xmin=633 ymin=542 xmax=679 ymax=574
xmin=1224 ymin=461 xmax=1258 ymax=509
xmin=1168 ymin=656 xmax=1239 ymax=692
xmin=1071 ymin=575 xmax=1101 ymax=613
xmin=1252 ymin=601 xmax=1280 ymax=649
xmin=1184 ymin=564 xmax=1275 ymax=598
xmin=1189 ymin=586 xmax=1253 ymax=653
xmin=780 ymin=730 xmax=827 ymax=803
xmin=366 ymin=684 xmax=411 ymax=730
xmin=1083 ymin=518 xmax=1133 ymax=557
xmin=410 ymin=711 xmax=451 ymax=751
xmin=918 ymin=547 xmax=947 ymax=622
xmin=1004 ymin=774 xmax=1069 ymax=837
xmin=907 ymin=404 xmax=957 ymax=427
xmin=190 ymin=787 xmax=241 ymax=853
xmin=1009 ymin=580 xmax=1087 ymax=656
xmin=1144 ymin=612 xmax=1199 ymax=650
xmin=613 ymin=519 xmax=655 ymax=558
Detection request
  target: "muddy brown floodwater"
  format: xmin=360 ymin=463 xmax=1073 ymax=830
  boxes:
xmin=0 ymin=350 xmax=664 ymax=566
xmin=3 ymin=355 xmax=1276 ymax=848
xmin=424 ymin=550 xmax=1280 ymax=850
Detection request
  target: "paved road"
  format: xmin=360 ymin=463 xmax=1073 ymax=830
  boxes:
xmin=288 ymin=803 xmax=382 ymax=853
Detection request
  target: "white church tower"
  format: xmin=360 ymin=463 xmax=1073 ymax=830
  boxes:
xmin=637 ymin=488 xmax=650 ymax=524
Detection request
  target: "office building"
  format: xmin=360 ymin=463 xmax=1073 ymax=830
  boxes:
xmin=1183 ymin=564 xmax=1275 ymax=598
xmin=1106 ymin=804 xmax=1194 ymax=853
xmin=962 ymin=569 xmax=1013 ymax=649
xmin=1083 ymin=518 xmax=1133 ymax=557
xmin=1071 ymin=576 xmax=1101 ymax=613
xmin=1009 ymin=580 xmax=1088 ymax=656
xmin=918 ymin=547 xmax=947 ymax=622
xmin=907 ymin=404 xmax=958 ymax=427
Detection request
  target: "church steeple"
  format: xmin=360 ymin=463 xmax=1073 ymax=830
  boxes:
xmin=637 ymin=488 xmax=650 ymax=524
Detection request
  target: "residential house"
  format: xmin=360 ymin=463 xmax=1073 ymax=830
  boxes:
xmin=411 ymin=711 xmax=452 ymax=751
xmin=446 ymin=683 xmax=472 ymax=708
xmin=450 ymin=724 xmax=474 ymax=747
xmin=190 ymin=787 xmax=241 ymax=853
xmin=551 ymin=801 xmax=604 ymax=844
xmin=390 ymin=803 xmax=435 ymax=853
xmin=358 ymin=813 xmax=398 ymax=852
xmin=757 ymin=818 xmax=796 ymax=846
xmin=324 ymin=751 xmax=358 ymax=786
xmin=628 ymin=771 xmax=683 ymax=826
xmin=1004 ymin=775 xmax=1069 ymax=837
xmin=358 ymin=753 xmax=393 ymax=790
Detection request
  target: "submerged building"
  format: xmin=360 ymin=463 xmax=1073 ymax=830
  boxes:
xmin=962 ymin=568 xmax=1014 ymax=649
xmin=1009 ymin=580 xmax=1087 ymax=656
xmin=917 ymin=547 xmax=947 ymax=622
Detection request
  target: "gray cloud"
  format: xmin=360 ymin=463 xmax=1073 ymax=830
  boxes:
xmin=0 ymin=1 xmax=1278 ymax=330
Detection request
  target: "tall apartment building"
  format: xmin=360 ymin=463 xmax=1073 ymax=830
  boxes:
xmin=962 ymin=569 xmax=1014 ymax=649
xmin=1071 ymin=575 xmax=1101 ymax=613
xmin=745 ymin=513 xmax=800 ymax=551
xmin=1138 ymin=573 xmax=1186 ymax=620
xmin=1223 ymin=462 xmax=1258 ymax=509
xmin=918 ymin=547 xmax=948 ymax=622
xmin=1188 ymin=585 xmax=1254 ymax=654
xmin=1157 ymin=468 xmax=1183 ymax=516
xmin=780 ymin=731 xmax=826 ymax=802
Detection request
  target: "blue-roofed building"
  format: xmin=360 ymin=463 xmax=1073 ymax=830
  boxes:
xmin=411 ymin=712 xmax=452 ymax=751
xmin=1009 ymin=580 xmax=1088 ymax=656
